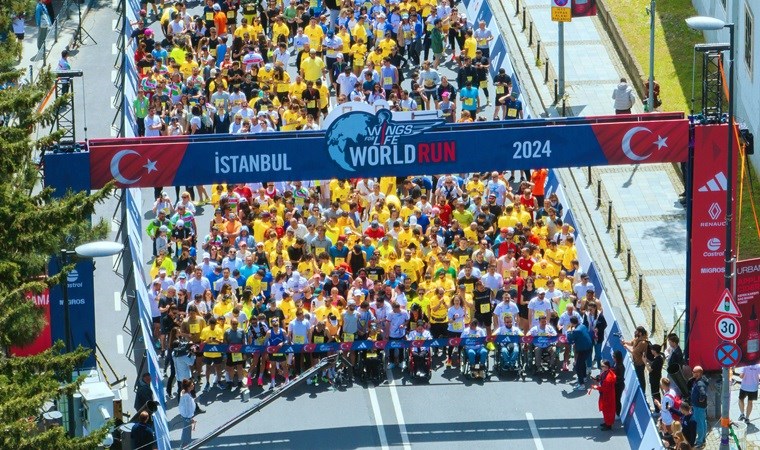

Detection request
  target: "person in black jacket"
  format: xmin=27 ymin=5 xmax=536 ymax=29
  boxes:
xmin=131 ymin=411 xmax=156 ymax=450
xmin=134 ymin=373 xmax=154 ymax=412
xmin=613 ymin=350 xmax=626 ymax=416
xmin=584 ymin=300 xmax=607 ymax=369
xmin=212 ymin=107 xmax=231 ymax=134
xmin=647 ymin=344 xmax=664 ymax=414
xmin=679 ymin=402 xmax=697 ymax=447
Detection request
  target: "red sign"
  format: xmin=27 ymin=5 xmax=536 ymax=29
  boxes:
xmin=736 ymin=258 xmax=760 ymax=365
xmin=10 ymin=289 xmax=52 ymax=357
xmin=687 ymin=125 xmax=738 ymax=370
xmin=715 ymin=315 xmax=741 ymax=341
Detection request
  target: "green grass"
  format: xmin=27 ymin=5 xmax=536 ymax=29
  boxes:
xmin=605 ymin=0 xmax=760 ymax=258
xmin=605 ymin=0 xmax=704 ymax=114
xmin=738 ymin=158 xmax=760 ymax=259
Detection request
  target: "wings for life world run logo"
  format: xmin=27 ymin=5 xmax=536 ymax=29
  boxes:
xmin=324 ymin=109 xmax=455 ymax=172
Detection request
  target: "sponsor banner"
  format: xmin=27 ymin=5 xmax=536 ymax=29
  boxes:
xmin=737 ymin=258 xmax=760 ymax=365
xmin=10 ymin=289 xmax=53 ymax=357
xmin=48 ymin=258 xmax=97 ymax=368
xmin=571 ymin=0 xmax=597 ymax=17
xmin=201 ymin=334 xmax=566 ymax=355
xmin=687 ymin=124 xmax=739 ymax=370
xmin=88 ymin=114 xmax=689 ymax=189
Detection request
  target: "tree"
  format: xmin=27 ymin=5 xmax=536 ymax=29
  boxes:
xmin=0 ymin=2 xmax=115 ymax=448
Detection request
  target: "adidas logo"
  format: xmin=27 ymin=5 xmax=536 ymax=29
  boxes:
xmin=698 ymin=172 xmax=728 ymax=192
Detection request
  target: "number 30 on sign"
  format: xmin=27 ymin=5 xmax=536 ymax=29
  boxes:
xmin=716 ymin=315 xmax=741 ymax=341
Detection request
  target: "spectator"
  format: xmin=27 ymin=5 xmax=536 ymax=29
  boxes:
xmin=739 ymin=363 xmax=760 ymax=423
xmin=623 ymin=325 xmax=649 ymax=398
xmin=612 ymin=77 xmax=636 ymax=114
xmin=687 ymin=366 xmax=708 ymax=447
xmin=131 ymin=411 xmax=157 ymax=450
xmin=179 ymin=379 xmax=197 ymax=446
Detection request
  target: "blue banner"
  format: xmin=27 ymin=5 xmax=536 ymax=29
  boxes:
xmin=48 ymin=258 xmax=97 ymax=368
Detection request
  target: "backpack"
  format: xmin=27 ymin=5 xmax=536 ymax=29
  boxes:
xmin=665 ymin=393 xmax=683 ymax=419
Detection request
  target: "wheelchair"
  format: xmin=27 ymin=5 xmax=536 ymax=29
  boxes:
xmin=356 ymin=350 xmax=386 ymax=385
xmin=494 ymin=342 xmax=525 ymax=379
xmin=525 ymin=343 xmax=560 ymax=379
xmin=407 ymin=348 xmax=432 ymax=382
xmin=461 ymin=346 xmax=490 ymax=380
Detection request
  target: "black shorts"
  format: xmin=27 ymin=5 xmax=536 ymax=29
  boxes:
xmin=204 ymin=356 xmax=223 ymax=365
xmin=740 ymin=389 xmax=758 ymax=401
xmin=226 ymin=354 xmax=246 ymax=367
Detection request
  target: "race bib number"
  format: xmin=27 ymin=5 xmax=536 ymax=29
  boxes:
xmin=465 ymin=284 xmax=473 ymax=294
xmin=479 ymin=303 xmax=490 ymax=314
xmin=479 ymin=80 xmax=487 ymax=89
xmin=189 ymin=323 xmax=200 ymax=334
xmin=464 ymin=98 xmax=474 ymax=106
xmin=367 ymin=351 xmax=378 ymax=358
xmin=369 ymin=274 xmax=378 ymax=281
xmin=383 ymin=76 xmax=392 ymax=86
xmin=459 ymin=255 xmax=469 ymax=264
xmin=467 ymin=76 xmax=473 ymax=82
xmin=334 ymin=257 xmax=345 ymax=265
xmin=453 ymin=321 xmax=463 ymax=331
xmin=261 ymin=282 xmax=268 ymax=290
xmin=293 ymin=335 xmax=305 ymax=344
xmin=231 ymin=352 xmax=243 ymax=362
xmin=496 ymin=86 xmax=505 ymax=94
xmin=205 ymin=12 xmax=214 ymax=20
xmin=508 ymin=108 xmax=518 ymax=118
xmin=307 ymin=100 xmax=316 ymax=108
xmin=226 ymin=10 xmax=235 ymax=18
xmin=314 ymin=336 xmax=325 ymax=344
xmin=343 ymin=333 xmax=355 ymax=342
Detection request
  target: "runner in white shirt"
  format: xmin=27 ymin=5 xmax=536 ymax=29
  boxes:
xmin=528 ymin=288 xmax=554 ymax=327
xmin=481 ymin=265 xmax=503 ymax=292
xmin=739 ymin=363 xmax=760 ymax=422
xmin=492 ymin=293 xmax=520 ymax=329
xmin=387 ymin=302 xmax=410 ymax=369
xmin=445 ymin=296 xmax=467 ymax=367
xmin=461 ymin=319 xmax=488 ymax=370
xmin=557 ymin=303 xmax=582 ymax=371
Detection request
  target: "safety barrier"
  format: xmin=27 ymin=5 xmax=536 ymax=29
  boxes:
xmin=125 ymin=188 xmax=171 ymax=450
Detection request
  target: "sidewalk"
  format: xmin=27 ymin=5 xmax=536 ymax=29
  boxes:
xmin=15 ymin=0 xmax=98 ymax=83
xmin=489 ymin=0 xmax=760 ymax=448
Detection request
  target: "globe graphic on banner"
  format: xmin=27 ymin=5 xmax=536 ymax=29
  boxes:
xmin=325 ymin=112 xmax=375 ymax=172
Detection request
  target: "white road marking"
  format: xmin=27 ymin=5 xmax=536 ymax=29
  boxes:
xmin=114 ymin=291 xmax=122 ymax=312
xmin=111 ymin=70 xmax=117 ymax=83
xmin=112 ymin=43 xmax=118 ymax=55
xmin=112 ymin=19 xmax=117 ymax=30
xmin=116 ymin=334 xmax=124 ymax=354
xmin=367 ymin=385 xmax=390 ymax=450
xmin=386 ymin=369 xmax=412 ymax=450
xmin=110 ymin=96 xmax=116 ymax=109
xmin=525 ymin=412 xmax=544 ymax=450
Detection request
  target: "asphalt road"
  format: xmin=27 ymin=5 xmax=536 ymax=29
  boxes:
xmin=168 ymin=361 xmax=628 ymax=449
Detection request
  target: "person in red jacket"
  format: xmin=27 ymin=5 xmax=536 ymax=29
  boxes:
xmin=593 ymin=359 xmax=617 ymax=430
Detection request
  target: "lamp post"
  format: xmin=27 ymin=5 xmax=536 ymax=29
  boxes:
xmin=647 ymin=0 xmax=655 ymax=112
xmin=686 ymin=16 xmax=735 ymax=450
xmin=60 ymin=241 xmax=124 ymax=437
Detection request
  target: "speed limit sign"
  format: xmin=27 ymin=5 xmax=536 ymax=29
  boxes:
xmin=716 ymin=315 xmax=741 ymax=341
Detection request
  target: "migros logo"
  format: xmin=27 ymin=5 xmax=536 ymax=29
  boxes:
xmin=324 ymin=110 xmax=454 ymax=172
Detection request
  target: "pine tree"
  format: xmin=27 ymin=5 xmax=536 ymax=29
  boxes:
xmin=0 ymin=2 xmax=115 ymax=448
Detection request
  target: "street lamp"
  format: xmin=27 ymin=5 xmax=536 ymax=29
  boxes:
xmin=60 ymin=240 xmax=124 ymax=437
xmin=686 ymin=15 xmax=735 ymax=450
xmin=647 ymin=0 xmax=656 ymax=112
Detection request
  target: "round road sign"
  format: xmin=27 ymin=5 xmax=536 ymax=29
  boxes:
xmin=716 ymin=315 xmax=741 ymax=341
xmin=715 ymin=342 xmax=742 ymax=368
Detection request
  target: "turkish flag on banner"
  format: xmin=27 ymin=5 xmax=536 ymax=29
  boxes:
xmin=687 ymin=125 xmax=739 ymax=370
xmin=10 ymin=289 xmax=53 ymax=357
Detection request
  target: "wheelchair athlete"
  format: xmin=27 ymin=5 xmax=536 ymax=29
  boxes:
xmin=460 ymin=319 xmax=488 ymax=378
xmin=527 ymin=313 xmax=559 ymax=375
xmin=358 ymin=324 xmax=385 ymax=384
xmin=492 ymin=313 xmax=523 ymax=372
xmin=406 ymin=320 xmax=433 ymax=379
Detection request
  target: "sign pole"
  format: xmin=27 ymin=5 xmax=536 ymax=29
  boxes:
xmin=558 ymin=21 xmax=565 ymax=98
xmin=647 ymin=0 xmax=655 ymax=112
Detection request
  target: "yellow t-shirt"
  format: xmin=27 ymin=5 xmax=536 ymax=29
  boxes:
xmin=350 ymin=43 xmax=367 ymax=67
xmin=289 ymin=81 xmax=307 ymax=99
xmin=304 ymin=25 xmax=325 ymax=51
xmin=464 ymin=37 xmax=477 ymax=59
xmin=272 ymin=22 xmax=290 ymax=42
xmin=200 ymin=326 xmax=225 ymax=357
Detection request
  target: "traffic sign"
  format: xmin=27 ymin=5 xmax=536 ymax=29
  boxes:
xmin=715 ymin=342 xmax=742 ymax=367
xmin=714 ymin=288 xmax=742 ymax=317
xmin=551 ymin=0 xmax=571 ymax=22
xmin=715 ymin=315 xmax=741 ymax=341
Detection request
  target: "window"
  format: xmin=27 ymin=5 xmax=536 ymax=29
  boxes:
xmin=745 ymin=4 xmax=753 ymax=76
